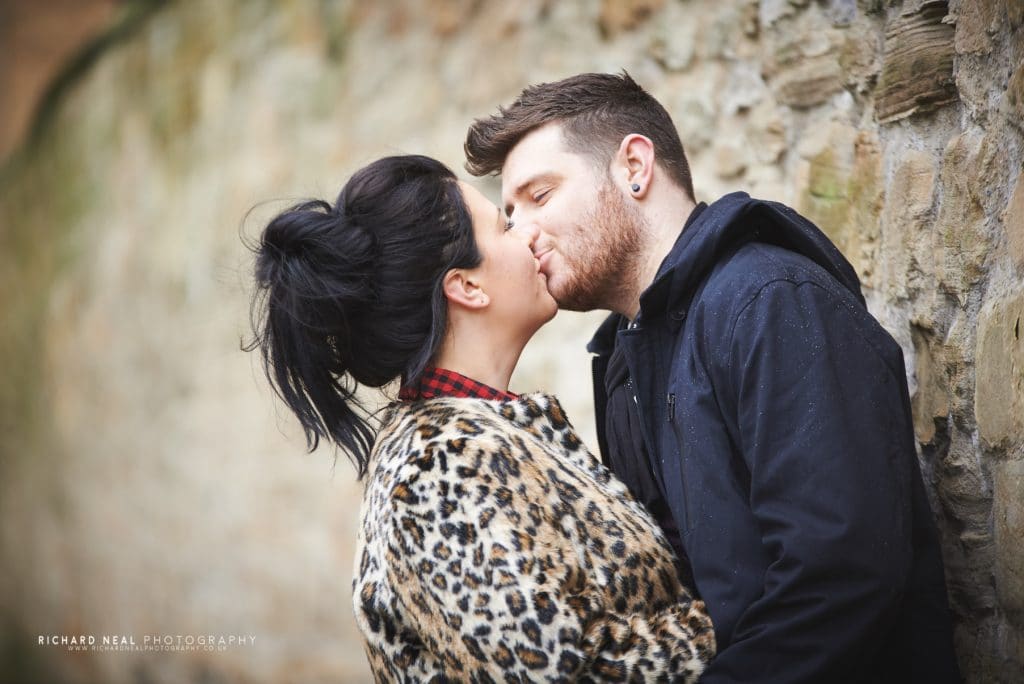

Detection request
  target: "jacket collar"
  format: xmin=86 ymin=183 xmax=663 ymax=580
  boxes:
xmin=586 ymin=312 xmax=624 ymax=356
xmin=388 ymin=392 xmax=579 ymax=452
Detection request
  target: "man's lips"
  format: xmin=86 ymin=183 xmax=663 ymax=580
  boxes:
xmin=534 ymin=248 xmax=553 ymax=275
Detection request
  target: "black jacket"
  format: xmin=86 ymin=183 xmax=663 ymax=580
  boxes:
xmin=589 ymin=192 xmax=960 ymax=683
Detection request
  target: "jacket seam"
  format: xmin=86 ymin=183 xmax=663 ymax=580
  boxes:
xmin=724 ymin=277 xmax=902 ymax=383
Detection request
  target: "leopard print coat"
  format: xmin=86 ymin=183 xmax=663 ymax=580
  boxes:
xmin=352 ymin=393 xmax=715 ymax=682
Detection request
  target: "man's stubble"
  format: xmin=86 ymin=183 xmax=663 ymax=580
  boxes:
xmin=555 ymin=180 xmax=647 ymax=314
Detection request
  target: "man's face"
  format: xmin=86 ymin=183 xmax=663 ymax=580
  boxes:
xmin=500 ymin=122 xmax=644 ymax=312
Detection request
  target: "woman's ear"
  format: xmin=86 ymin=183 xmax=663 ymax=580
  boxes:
xmin=442 ymin=268 xmax=490 ymax=310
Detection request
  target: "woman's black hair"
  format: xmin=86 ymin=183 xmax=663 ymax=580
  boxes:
xmin=243 ymin=155 xmax=481 ymax=478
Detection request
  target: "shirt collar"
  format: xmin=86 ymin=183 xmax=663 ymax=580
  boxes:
xmin=399 ymin=367 xmax=519 ymax=401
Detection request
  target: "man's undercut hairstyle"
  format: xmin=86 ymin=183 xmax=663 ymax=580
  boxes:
xmin=464 ymin=71 xmax=695 ymax=201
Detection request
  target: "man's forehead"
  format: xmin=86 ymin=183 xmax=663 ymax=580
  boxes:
xmin=504 ymin=123 xmax=567 ymax=170
xmin=500 ymin=124 xmax=576 ymax=195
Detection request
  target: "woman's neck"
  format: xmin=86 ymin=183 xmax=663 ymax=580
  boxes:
xmin=433 ymin=320 xmax=528 ymax=392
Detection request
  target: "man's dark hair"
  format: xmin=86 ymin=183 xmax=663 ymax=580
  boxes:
xmin=464 ymin=71 xmax=695 ymax=200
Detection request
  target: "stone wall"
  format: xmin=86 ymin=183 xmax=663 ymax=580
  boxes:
xmin=0 ymin=0 xmax=1020 ymax=681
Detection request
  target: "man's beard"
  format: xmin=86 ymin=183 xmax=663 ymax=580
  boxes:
xmin=555 ymin=181 xmax=647 ymax=313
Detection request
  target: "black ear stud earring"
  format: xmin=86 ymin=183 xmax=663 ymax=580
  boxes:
xmin=631 ymin=183 xmax=641 ymax=193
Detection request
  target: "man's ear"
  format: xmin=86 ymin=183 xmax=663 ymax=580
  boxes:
xmin=615 ymin=133 xmax=655 ymax=199
xmin=442 ymin=268 xmax=490 ymax=310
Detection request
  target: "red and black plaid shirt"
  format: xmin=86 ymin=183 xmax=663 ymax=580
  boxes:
xmin=399 ymin=367 xmax=519 ymax=401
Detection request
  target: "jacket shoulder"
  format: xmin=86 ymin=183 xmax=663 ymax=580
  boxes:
xmin=692 ymin=242 xmax=904 ymax=376
xmin=689 ymin=241 xmax=867 ymax=337
xmin=700 ymin=241 xmax=848 ymax=305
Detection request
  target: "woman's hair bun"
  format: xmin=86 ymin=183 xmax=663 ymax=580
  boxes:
xmin=256 ymin=199 xmax=377 ymax=305
xmin=244 ymin=155 xmax=481 ymax=477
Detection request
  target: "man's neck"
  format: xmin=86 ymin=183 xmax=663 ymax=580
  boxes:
xmin=621 ymin=196 xmax=696 ymax=320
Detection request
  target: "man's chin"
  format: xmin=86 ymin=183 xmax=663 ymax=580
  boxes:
xmin=545 ymin=277 xmax=574 ymax=310
xmin=547 ymin=272 xmax=605 ymax=312
xmin=553 ymin=289 xmax=599 ymax=313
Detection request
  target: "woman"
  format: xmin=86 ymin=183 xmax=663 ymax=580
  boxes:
xmin=246 ymin=155 xmax=714 ymax=681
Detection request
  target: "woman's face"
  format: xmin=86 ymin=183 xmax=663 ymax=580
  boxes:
xmin=458 ymin=181 xmax=558 ymax=336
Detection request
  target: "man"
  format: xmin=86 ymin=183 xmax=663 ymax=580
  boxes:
xmin=464 ymin=72 xmax=960 ymax=683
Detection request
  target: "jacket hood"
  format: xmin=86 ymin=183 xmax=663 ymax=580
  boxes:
xmin=588 ymin=192 xmax=863 ymax=355
xmin=642 ymin=191 xmax=864 ymax=315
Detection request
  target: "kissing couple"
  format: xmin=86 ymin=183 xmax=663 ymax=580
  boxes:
xmin=246 ymin=72 xmax=960 ymax=683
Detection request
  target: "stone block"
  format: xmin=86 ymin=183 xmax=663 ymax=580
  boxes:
xmin=876 ymin=1 xmax=957 ymax=123
xmin=839 ymin=19 xmax=882 ymax=92
xmin=1003 ymin=171 xmax=1024 ymax=272
xmin=719 ymin=62 xmax=767 ymax=114
xmin=934 ymin=133 xmax=990 ymax=300
xmin=598 ymin=0 xmax=665 ymax=37
xmin=648 ymin=19 xmax=696 ymax=72
xmin=827 ymin=0 xmax=857 ymax=26
xmin=759 ymin=0 xmax=798 ymax=27
xmin=946 ymin=311 xmax=980 ymax=425
xmin=697 ymin=1 xmax=760 ymax=60
xmin=713 ymin=141 xmax=749 ymax=179
xmin=747 ymin=98 xmax=788 ymax=164
xmin=880 ymin=150 xmax=935 ymax=299
xmin=976 ymin=288 xmax=1024 ymax=449
xmin=860 ymin=0 xmax=888 ymax=14
xmin=896 ymin=151 xmax=939 ymax=216
xmin=674 ymin=96 xmax=715 ymax=154
xmin=934 ymin=427 xmax=997 ymax=619
xmin=910 ymin=307 xmax=976 ymax=446
xmin=795 ymin=121 xmax=883 ymax=278
xmin=994 ymin=459 xmax=1024 ymax=627
xmin=796 ymin=121 xmax=856 ymax=238
xmin=1002 ymin=63 xmax=1024 ymax=131
xmin=846 ymin=130 xmax=883 ymax=283
xmin=763 ymin=7 xmax=845 ymax=108
xmin=1010 ymin=0 xmax=1024 ymax=27
xmin=740 ymin=0 xmax=760 ymax=38
xmin=773 ymin=56 xmax=844 ymax=108
xmin=429 ymin=0 xmax=480 ymax=37
xmin=935 ymin=426 xmax=997 ymax=620
xmin=973 ymin=121 xmax=1014 ymax=203
xmin=911 ymin=324 xmax=949 ymax=444
xmin=954 ymin=0 xmax=998 ymax=56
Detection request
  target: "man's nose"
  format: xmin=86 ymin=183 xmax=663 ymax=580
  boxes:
xmin=515 ymin=220 xmax=541 ymax=249
xmin=523 ymin=221 xmax=541 ymax=245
